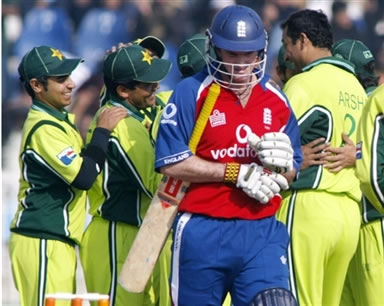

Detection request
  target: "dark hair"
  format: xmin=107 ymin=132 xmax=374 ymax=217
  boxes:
xmin=104 ymin=76 xmax=139 ymax=96
xmin=180 ymin=66 xmax=195 ymax=78
xmin=332 ymin=1 xmax=347 ymax=15
xmin=357 ymin=61 xmax=379 ymax=89
xmin=22 ymin=75 xmax=49 ymax=98
xmin=281 ymin=9 xmax=333 ymax=50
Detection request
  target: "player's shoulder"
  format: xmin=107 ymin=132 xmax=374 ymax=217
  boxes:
xmin=112 ymin=117 xmax=151 ymax=150
xmin=21 ymin=119 xmax=70 ymax=153
xmin=371 ymin=84 xmax=384 ymax=97
xmin=116 ymin=109 xmax=147 ymax=132
xmin=175 ymin=70 xmax=208 ymax=91
xmin=282 ymin=70 xmax=317 ymax=97
xmin=172 ymin=72 xmax=211 ymax=107
xmin=259 ymin=75 xmax=290 ymax=107
xmin=367 ymin=84 xmax=384 ymax=109
xmin=265 ymin=78 xmax=281 ymax=91
xmin=24 ymin=107 xmax=68 ymax=136
xmin=156 ymin=90 xmax=173 ymax=105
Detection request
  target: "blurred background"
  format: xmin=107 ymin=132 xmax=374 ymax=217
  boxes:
xmin=2 ymin=0 xmax=384 ymax=304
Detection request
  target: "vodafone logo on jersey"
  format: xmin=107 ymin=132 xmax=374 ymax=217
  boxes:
xmin=161 ymin=103 xmax=177 ymax=126
xmin=210 ymin=124 xmax=258 ymax=160
xmin=235 ymin=124 xmax=252 ymax=144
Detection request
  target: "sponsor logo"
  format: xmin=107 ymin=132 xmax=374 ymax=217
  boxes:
xmin=160 ymin=119 xmax=177 ymax=126
xmin=363 ymin=50 xmax=373 ymax=59
xmin=236 ymin=124 xmax=253 ymax=144
xmin=209 ymin=109 xmax=226 ymax=127
xmin=161 ymin=103 xmax=177 ymax=126
xmin=57 ymin=147 xmax=77 ymax=165
xmin=173 ymin=217 xmax=185 ymax=251
xmin=179 ymin=55 xmax=188 ymax=64
xmin=163 ymin=153 xmax=189 ymax=164
xmin=211 ymin=144 xmax=257 ymax=160
xmin=164 ymin=177 xmax=183 ymax=197
xmin=356 ymin=141 xmax=362 ymax=159
xmin=280 ymin=255 xmax=287 ymax=265
xmin=210 ymin=124 xmax=259 ymax=159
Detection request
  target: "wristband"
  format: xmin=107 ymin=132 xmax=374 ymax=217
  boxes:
xmin=224 ymin=162 xmax=240 ymax=184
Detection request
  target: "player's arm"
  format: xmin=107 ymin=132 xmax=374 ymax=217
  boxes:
xmin=300 ymin=138 xmax=330 ymax=170
xmin=160 ymin=155 xmax=225 ymax=183
xmin=355 ymin=87 xmax=384 ymax=214
xmin=280 ymin=169 xmax=297 ymax=184
xmin=157 ymin=83 xmax=225 ymax=183
xmin=72 ymin=107 xmax=127 ymax=189
xmin=161 ymin=155 xmax=288 ymax=204
xmin=285 ymin=107 xmax=304 ymax=174
xmin=278 ymin=106 xmax=302 ymax=183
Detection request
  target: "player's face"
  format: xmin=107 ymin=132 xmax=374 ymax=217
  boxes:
xmin=217 ymin=49 xmax=259 ymax=85
xmin=128 ymin=82 xmax=159 ymax=109
xmin=282 ymin=28 xmax=303 ymax=70
xmin=35 ymin=75 xmax=75 ymax=110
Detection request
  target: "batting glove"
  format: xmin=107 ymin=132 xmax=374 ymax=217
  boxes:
xmin=248 ymin=132 xmax=294 ymax=174
xmin=237 ymin=163 xmax=288 ymax=204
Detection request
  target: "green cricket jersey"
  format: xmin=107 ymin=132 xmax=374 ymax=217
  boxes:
xmin=10 ymin=99 xmax=86 ymax=245
xmin=284 ymin=57 xmax=367 ymax=202
xmin=356 ymin=84 xmax=384 ymax=217
xmin=86 ymin=96 xmax=162 ymax=226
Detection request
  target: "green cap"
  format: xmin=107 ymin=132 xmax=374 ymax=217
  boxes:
xmin=332 ymin=39 xmax=375 ymax=77
xmin=177 ymin=34 xmax=208 ymax=78
xmin=133 ymin=36 xmax=165 ymax=58
xmin=277 ymin=45 xmax=295 ymax=70
xmin=103 ymin=44 xmax=172 ymax=83
xmin=18 ymin=45 xmax=83 ymax=82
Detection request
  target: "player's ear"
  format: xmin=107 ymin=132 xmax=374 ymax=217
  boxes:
xmin=299 ymin=32 xmax=309 ymax=49
xmin=29 ymin=78 xmax=44 ymax=93
xmin=116 ymin=85 xmax=130 ymax=99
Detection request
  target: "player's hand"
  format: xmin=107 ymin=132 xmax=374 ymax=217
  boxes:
xmin=96 ymin=107 xmax=128 ymax=131
xmin=323 ymin=133 xmax=356 ymax=173
xmin=301 ymin=137 xmax=330 ymax=170
xmin=248 ymin=132 xmax=294 ymax=173
xmin=106 ymin=42 xmax=133 ymax=54
xmin=237 ymin=163 xmax=288 ymax=204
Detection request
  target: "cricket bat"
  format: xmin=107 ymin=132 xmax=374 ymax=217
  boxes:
xmin=118 ymin=83 xmax=221 ymax=293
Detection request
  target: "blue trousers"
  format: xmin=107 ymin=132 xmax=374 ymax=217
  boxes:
xmin=170 ymin=213 xmax=290 ymax=306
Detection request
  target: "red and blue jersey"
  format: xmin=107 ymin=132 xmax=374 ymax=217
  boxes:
xmin=155 ymin=70 xmax=302 ymax=219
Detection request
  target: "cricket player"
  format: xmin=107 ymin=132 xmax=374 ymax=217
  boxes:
xmin=152 ymin=32 xmax=216 ymax=305
xmin=330 ymin=39 xmax=384 ymax=306
xmin=333 ymin=39 xmax=379 ymax=96
xmin=99 ymin=35 xmax=170 ymax=126
xmin=276 ymin=10 xmax=367 ymax=306
xmin=349 ymin=84 xmax=384 ymax=305
xmin=155 ymin=5 xmax=302 ymax=306
xmin=9 ymin=45 xmax=127 ymax=306
xmin=176 ymin=33 xmax=212 ymax=78
xmin=79 ymin=45 xmax=172 ymax=306
xmin=275 ymin=45 xmax=298 ymax=85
